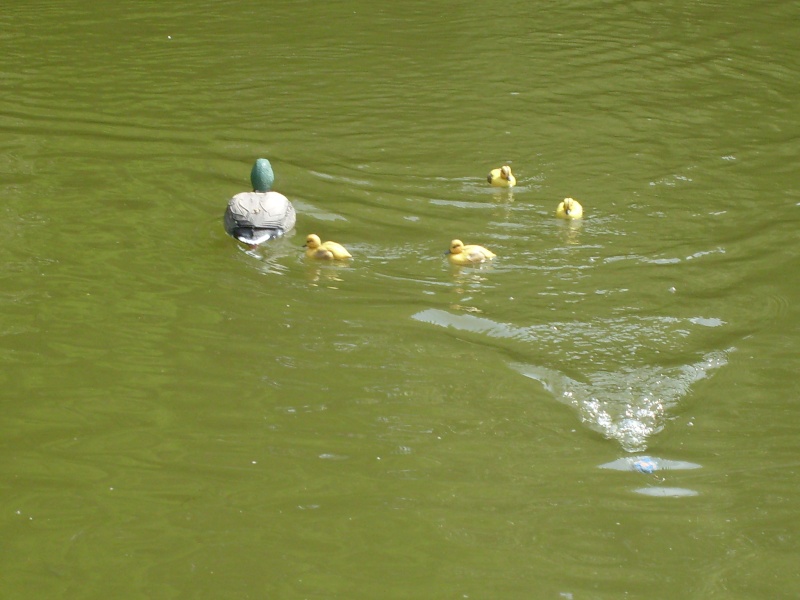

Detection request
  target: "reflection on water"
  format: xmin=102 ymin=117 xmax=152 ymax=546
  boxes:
xmin=446 ymin=268 xmax=497 ymax=314
xmin=233 ymin=232 xmax=299 ymax=275
xmin=557 ymin=217 xmax=583 ymax=246
xmin=412 ymin=308 xmax=730 ymax=452
xmin=303 ymin=262 xmax=352 ymax=288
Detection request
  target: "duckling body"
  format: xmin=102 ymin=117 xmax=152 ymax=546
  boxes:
xmin=304 ymin=234 xmax=352 ymax=260
xmin=487 ymin=165 xmax=516 ymax=188
xmin=446 ymin=239 xmax=496 ymax=265
xmin=556 ymin=197 xmax=583 ymax=219
xmin=224 ymin=158 xmax=297 ymax=245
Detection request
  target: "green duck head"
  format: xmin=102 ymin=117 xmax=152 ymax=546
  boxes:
xmin=250 ymin=158 xmax=275 ymax=192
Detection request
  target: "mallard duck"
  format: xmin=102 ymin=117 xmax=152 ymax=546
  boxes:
xmin=224 ymin=158 xmax=297 ymax=245
xmin=487 ymin=165 xmax=516 ymax=188
xmin=556 ymin=197 xmax=583 ymax=219
xmin=304 ymin=234 xmax=352 ymax=260
xmin=445 ymin=239 xmax=496 ymax=265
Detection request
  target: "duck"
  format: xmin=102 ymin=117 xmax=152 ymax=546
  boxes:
xmin=487 ymin=165 xmax=516 ymax=188
xmin=445 ymin=239 xmax=496 ymax=265
xmin=556 ymin=197 xmax=583 ymax=219
xmin=304 ymin=234 xmax=352 ymax=260
xmin=224 ymin=158 xmax=297 ymax=245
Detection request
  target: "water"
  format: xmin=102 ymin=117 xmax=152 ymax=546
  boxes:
xmin=2 ymin=1 xmax=799 ymax=598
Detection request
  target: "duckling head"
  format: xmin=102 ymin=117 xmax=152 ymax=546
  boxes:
xmin=250 ymin=158 xmax=275 ymax=192
xmin=304 ymin=233 xmax=322 ymax=249
xmin=557 ymin=197 xmax=583 ymax=219
xmin=446 ymin=239 xmax=466 ymax=255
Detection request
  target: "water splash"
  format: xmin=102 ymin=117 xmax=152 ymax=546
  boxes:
xmin=412 ymin=308 xmax=730 ymax=452
xmin=512 ymin=352 xmax=727 ymax=452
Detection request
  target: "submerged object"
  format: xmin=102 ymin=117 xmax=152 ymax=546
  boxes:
xmin=598 ymin=456 xmax=702 ymax=473
xmin=633 ymin=457 xmax=658 ymax=474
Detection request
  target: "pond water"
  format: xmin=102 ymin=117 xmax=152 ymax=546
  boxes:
xmin=2 ymin=1 xmax=799 ymax=598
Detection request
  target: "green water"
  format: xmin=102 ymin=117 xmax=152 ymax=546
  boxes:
xmin=2 ymin=1 xmax=799 ymax=598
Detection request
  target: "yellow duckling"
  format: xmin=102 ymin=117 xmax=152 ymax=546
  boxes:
xmin=487 ymin=165 xmax=516 ymax=188
xmin=446 ymin=239 xmax=496 ymax=265
xmin=303 ymin=234 xmax=352 ymax=260
xmin=556 ymin=197 xmax=583 ymax=219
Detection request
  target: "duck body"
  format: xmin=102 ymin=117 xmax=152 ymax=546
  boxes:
xmin=224 ymin=191 xmax=297 ymax=244
xmin=556 ymin=197 xmax=583 ymax=219
xmin=487 ymin=165 xmax=516 ymax=188
xmin=224 ymin=158 xmax=296 ymax=245
xmin=446 ymin=239 xmax=496 ymax=265
xmin=304 ymin=234 xmax=352 ymax=260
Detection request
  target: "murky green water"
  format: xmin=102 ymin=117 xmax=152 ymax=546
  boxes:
xmin=2 ymin=1 xmax=799 ymax=598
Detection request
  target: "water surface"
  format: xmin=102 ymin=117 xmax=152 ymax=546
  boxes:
xmin=2 ymin=1 xmax=799 ymax=598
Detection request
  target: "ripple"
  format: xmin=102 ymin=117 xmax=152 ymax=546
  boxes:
xmin=598 ymin=456 xmax=702 ymax=472
xmin=633 ymin=487 xmax=699 ymax=498
xmin=318 ymin=453 xmax=349 ymax=461
xmin=764 ymin=293 xmax=791 ymax=321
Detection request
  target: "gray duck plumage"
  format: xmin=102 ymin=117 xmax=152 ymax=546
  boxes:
xmin=224 ymin=158 xmax=297 ymax=245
